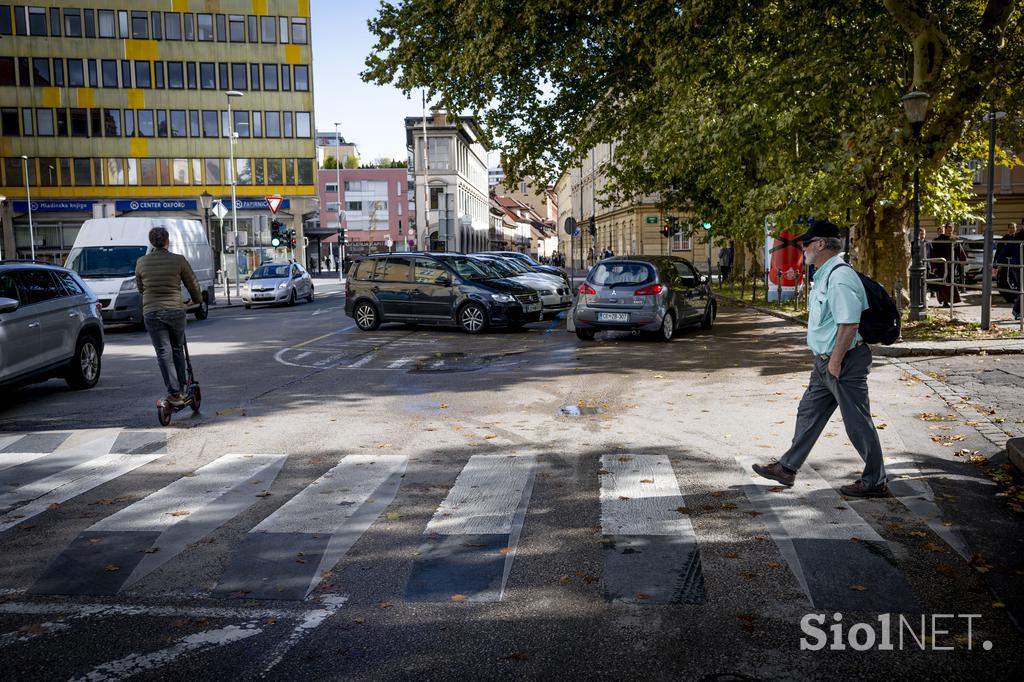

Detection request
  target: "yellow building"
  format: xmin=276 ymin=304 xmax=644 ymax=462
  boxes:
xmin=0 ymin=1 xmax=316 ymax=271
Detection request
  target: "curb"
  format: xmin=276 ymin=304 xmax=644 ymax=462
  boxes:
xmin=1009 ymin=438 xmax=1024 ymax=476
xmin=716 ymin=293 xmax=1024 ymax=357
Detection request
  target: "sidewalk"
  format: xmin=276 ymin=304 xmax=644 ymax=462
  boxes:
xmin=717 ymin=293 xmax=1024 ymax=356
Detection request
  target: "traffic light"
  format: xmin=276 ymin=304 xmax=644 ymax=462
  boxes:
xmin=702 ymin=221 xmax=712 ymax=231
xmin=661 ymin=216 xmax=680 ymax=238
xmin=338 ymin=228 xmax=347 ymax=245
xmin=270 ymin=220 xmax=283 ymax=247
xmin=588 ymin=216 xmax=597 ymax=236
xmin=288 ymin=229 xmax=297 ymax=249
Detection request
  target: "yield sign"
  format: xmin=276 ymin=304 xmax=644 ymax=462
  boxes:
xmin=265 ymin=196 xmax=284 ymax=214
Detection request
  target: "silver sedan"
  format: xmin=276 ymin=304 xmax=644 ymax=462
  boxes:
xmin=242 ymin=262 xmax=314 ymax=308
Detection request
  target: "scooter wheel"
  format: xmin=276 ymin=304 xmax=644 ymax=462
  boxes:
xmin=190 ymin=385 xmax=202 ymax=412
xmin=157 ymin=401 xmax=172 ymax=426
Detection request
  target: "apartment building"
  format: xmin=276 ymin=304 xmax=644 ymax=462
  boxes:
xmin=313 ymin=167 xmax=408 ymax=265
xmin=0 ymin=1 xmax=316 ymax=271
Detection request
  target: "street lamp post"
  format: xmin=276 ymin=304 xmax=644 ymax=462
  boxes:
xmin=226 ymin=91 xmax=243 ymax=300
xmin=334 ymin=122 xmax=345 ymax=283
xmin=198 ymin=190 xmax=214 ymax=270
xmin=901 ymin=90 xmax=930 ymax=322
xmin=981 ymin=111 xmax=1007 ymax=330
xmin=21 ymin=156 xmax=35 ymax=260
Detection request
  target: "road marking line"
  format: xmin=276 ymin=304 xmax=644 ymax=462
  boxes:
xmin=215 ymin=456 xmax=406 ymax=600
xmin=0 ymin=601 xmax=298 ymax=620
xmin=293 ymin=351 xmax=311 ymax=360
xmin=426 ymin=455 xmax=535 ymax=535
xmin=30 ymin=454 xmax=287 ymax=595
xmin=386 ymin=356 xmax=415 ymax=369
xmin=291 ymin=326 xmax=355 ymax=350
xmin=1 ymin=453 xmax=163 ymax=534
xmin=736 ymin=455 xmax=918 ymax=612
xmin=69 ymin=622 xmax=263 ymax=682
xmin=600 ymin=454 xmax=694 ymax=535
xmin=0 ymin=431 xmax=73 ymax=454
xmin=259 ymin=595 xmax=348 ymax=673
xmin=0 ymin=430 xmax=121 ymax=492
xmin=347 ymin=354 xmax=376 ymax=368
xmin=0 ymin=451 xmax=49 ymax=474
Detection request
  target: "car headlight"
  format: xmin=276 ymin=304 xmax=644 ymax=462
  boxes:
xmin=491 ymin=293 xmax=515 ymax=303
xmin=120 ymin=277 xmax=137 ymax=292
xmin=278 ymin=282 xmax=288 ymax=289
xmin=242 ymin=282 xmax=250 ymax=290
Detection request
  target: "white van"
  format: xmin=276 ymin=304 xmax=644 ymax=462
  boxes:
xmin=65 ymin=217 xmax=216 ymax=324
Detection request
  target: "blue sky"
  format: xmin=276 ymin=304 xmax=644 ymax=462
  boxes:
xmin=311 ymin=1 xmax=431 ymax=163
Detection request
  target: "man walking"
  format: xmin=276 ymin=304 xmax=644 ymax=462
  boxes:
xmin=751 ymin=220 xmax=888 ymax=497
xmin=718 ymin=241 xmax=735 ymax=283
xmin=136 ymin=227 xmax=203 ymax=407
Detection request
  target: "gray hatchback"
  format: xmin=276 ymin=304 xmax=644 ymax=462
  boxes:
xmin=572 ymin=256 xmax=716 ymax=341
xmin=0 ymin=261 xmax=105 ymax=390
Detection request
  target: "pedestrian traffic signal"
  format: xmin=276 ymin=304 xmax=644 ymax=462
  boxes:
xmin=702 ymin=221 xmax=712 ymax=231
xmin=338 ymin=228 xmax=347 ymax=245
xmin=288 ymin=229 xmax=297 ymax=248
xmin=588 ymin=216 xmax=597 ymax=236
xmin=661 ymin=216 xmax=680 ymax=238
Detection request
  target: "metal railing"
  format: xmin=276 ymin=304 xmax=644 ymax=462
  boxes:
xmin=923 ymin=238 xmax=1023 ymax=330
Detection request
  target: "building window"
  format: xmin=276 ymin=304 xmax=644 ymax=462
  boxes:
xmin=233 ymin=110 xmax=249 ymax=137
xmin=120 ymin=60 xmax=131 ymax=87
xmin=157 ymin=109 xmax=168 ymax=136
xmin=173 ymin=158 xmax=190 ymax=185
xmin=0 ymin=5 xmax=10 ymax=34
xmin=90 ymin=108 xmax=101 ymax=136
xmin=325 ymin=202 xmax=339 ymax=213
xmin=291 ymin=17 xmax=308 ymax=44
xmin=346 ymin=201 xmax=363 ymax=212
xmin=100 ymin=59 xmax=117 ymax=87
xmin=97 ymin=9 xmax=114 ymax=37
xmin=260 ymin=15 xmax=275 ymax=42
xmin=122 ymin=109 xmax=134 ymax=136
xmin=64 ymin=8 xmax=82 ymax=36
xmin=235 ymin=158 xmax=252 ymax=184
xmin=293 ymin=65 xmax=309 ymax=91
xmin=183 ymin=12 xmax=193 ymax=40
xmin=295 ymin=113 xmax=310 ymax=138
xmin=188 ymin=110 xmax=199 ymax=137
xmin=21 ymin=108 xmax=32 ymax=135
xmin=0 ymin=57 xmax=13 ymax=85
xmin=32 ymin=58 xmax=49 ymax=85
xmin=267 ymin=158 xmax=283 ymax=184
xmin=285 ymin=160 xmax=296 ymax=185
xmin=164 ymin=12 xmax=180 ymax=39
xmin=150 ymin=11 xmax=160 ymax=39
xmin=297 ymin=158 xmax=313 ymax=185
xmin=281 ymin=65 xmax=291 ymax=90
xmin=68 ymin=59 xmax=85 ymax=87
xmin=218 ymin=63 xmax=228 ymax=89
xmin=186 ymin=62 xmax=196 ymax=89
xmin=130 ymin=11 xmax=148 ymax=39
xmin=199 ymin=62 xmax=215 ymax=89
xmin=28 ymin=6 xmax=46 ymax=35
xmin=279 ymin=16 xmax=289 ymax=43
xmin=231 ymin=63 xmax=246 ymax=90
xmin=429 ymin=186 xmax=444 ymax=210
xmin=215 ymin=13 xmax=226 ymax=41
xmin=117 ymin=10 xmax=128 ymax=37
xmin=70 ymin=108 xmax=88 ymax=136
xmin=139 ymin=158 xmax=157 ymax=185
xmin=88 ymin=59 xmax=98 ymax=87
xmin=36 ymin=108 xmax=54 ymax=135
xmin=83 ymin=8 xmax=95 ymax=36
xmin=103 ymin=108 xmax=120 ymax=136
xmin=134 ymin=61 xmax=151 ymax=88
xmin=345 ymin=181 xmax=364 ymax=192
xmin=196 ymin=13 xmax=213 ymax=40
xmin=428 ymin=138 xmax=451 ymax=170
xmin=153 ymin=61 xmax=164 ymax=88
xmin=167 ymin=109 xmax=186 ymax=138
xmin=283 ymin=111 xmax=293 ymax=138
xmin=73 ymin=158 xmax=91 ymax=185
xmin=202 ymin=110 xmax=218 ymax=137
xmin=251 ymin=111 xmax=262 ymax=137
xmin=247 ymin=15 xmax=257 ymax=42
xmin=17 ymin=56 xmax=28 ymax=86
xmin=672 ymin=232 xmax=692 ymax=251
xmin=325 ymin=183 xmax=338 ymax=193
xmin=228 ymin=14 xmax=244 ymax=41
xmin=48 ymin=7 xmax=59 ymax=35
xmin=265 ymin=111 xmax=280 ymax=137
xmin=249 ymin=64 xmax=260 ymax=90
xmin=262 ymin=64 xmax=278 ymax=90
xmin=205 ymin=159 xmax=220 ymax=184
xmin=167 ymin=62 xmax=183 ymax=88
xmin=137 ymin=109 xmax=155 ymax=137
xmin=192 ymin=158 xmax=202 ymax=185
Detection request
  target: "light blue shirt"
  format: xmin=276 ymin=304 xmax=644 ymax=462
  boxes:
xmin=806 ymin=254 xmax=867 ymax=356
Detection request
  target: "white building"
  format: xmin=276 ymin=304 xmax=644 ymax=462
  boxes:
xmin=405 ymin=112 xmax=490 ymax=253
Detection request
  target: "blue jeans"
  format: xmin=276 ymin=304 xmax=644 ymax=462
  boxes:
xmin=144 ymin=309 xmax=187 ymax=395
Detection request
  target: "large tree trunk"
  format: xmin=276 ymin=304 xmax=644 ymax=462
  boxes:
xmin=856 ymin=193 xmax=912 ymax=297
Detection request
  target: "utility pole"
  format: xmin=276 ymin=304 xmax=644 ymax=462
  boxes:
xmin=226 ymin=90 xmax=243 ymax=299
xmin=422 ymin=91 xmax=430 ymax=251
xmin=335 ymin=122 xmax=344 ymax=282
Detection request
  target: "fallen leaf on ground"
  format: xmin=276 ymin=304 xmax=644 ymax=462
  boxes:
xmin=675 ymin=507 xmax=691 ymax=515
xmin=450 ymin=594 xmax=467 ymax=602
xmin=379 ymin=602 xmax=394 ymax=609
xmin=559 ymin=575 xmax=572 ymax=585
xmin=636 ymin=593 xmax=650 ymax=600
xmin=104 ymin=564 xmax=120 ymax=572
xmin=385 ymin=512 xmax=401 ymax=521
xmin=169 ymin=511 xmax=190 ymax=517
xmin=352 ymin=618 xmax=365 ymax=624
xmin=849 ymin=584 xmax=867 ymax=592
xmin=255 ymin=491 xmax=272 ymax=498
xmin=618 ymin=496 xmax=630 ymax=501
xmin=722 ymin=551 xmax=739 ymax=559
xmin=47 ymin=503 xmax=61 ymax=511
xmin=439 ymin=404 xmax=449 ymax=409
xmin=143 ymin=547 xmax=160 ymax=554
xmin=721 ymin=502 xmax=737 ymax=510
xmin=924 ymin=543 xmax=947 ymax=554
xmin=640 ymin=479 xmax=654 ymax=484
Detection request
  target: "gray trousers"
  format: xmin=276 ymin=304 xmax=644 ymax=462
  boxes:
xmin=144 ymin=309 xmax=188 ymax=395
xmin=779 ymin=344 xmax=886 ymax=487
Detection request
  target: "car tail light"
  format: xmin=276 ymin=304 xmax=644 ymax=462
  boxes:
xmin=578 ymin=283 xmax=597 ymax=295
xmin=634 ymin=283 xmax=664 ymax=296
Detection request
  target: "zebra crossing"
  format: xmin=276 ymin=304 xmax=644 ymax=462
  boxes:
xmin=0 ymin=429 xmax=971 ymax=611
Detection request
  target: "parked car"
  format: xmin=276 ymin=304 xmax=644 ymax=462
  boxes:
xmin=470 ymin=255 xmax=574 ymax=319
xmin=0 ymin=261 xmax=104 ymax=390
xmin=482 ymin=251 xmax=570 ymax=287
xmin=66 ymin=217 xmax=216 ymax=324
xmin=242 ymin=262 xmax=314 ymax=308
xmin=572 ymin=255 xmax=716 ymax=341
xmin=344 ymin=253 xmax=542 ymax=334
xmin=958 ymin=235 xmax=995 ymax=284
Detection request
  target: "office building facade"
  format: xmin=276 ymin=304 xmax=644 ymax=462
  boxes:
xmin=0 ymin=1 xmax=316 ymax=272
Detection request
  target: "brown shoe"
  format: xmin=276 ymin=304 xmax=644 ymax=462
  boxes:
xmin=752 ymin=460 xmax=796 ymax=487
xmin=839 ymin=480 xmax=889 ymax=498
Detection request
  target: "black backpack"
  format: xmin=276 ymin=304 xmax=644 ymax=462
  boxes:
xmin=824 ymin=263 xmax=900 ymax=345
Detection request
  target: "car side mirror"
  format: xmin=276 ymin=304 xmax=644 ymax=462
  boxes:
xmin=0 ymin=297 xmax=19 ymax=313
xmin=435 ymin=275 xmax=451 ymax=287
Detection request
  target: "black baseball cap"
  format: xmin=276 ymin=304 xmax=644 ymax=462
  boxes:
xmin=793 ymin=219 xmax=841 ymax=243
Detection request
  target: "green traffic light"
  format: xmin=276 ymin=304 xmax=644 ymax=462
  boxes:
xmin=702 ymin=222 xmax=712 ymax=230
xmin=271 ymin=237 xmax=280 ymax=247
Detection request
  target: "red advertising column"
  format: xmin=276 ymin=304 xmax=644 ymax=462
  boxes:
xmin=767 ymin=230 xmax=805 ymax=301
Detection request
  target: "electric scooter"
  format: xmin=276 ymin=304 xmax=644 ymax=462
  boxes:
xmin=157 ymin=337 xmax=201 ymax=426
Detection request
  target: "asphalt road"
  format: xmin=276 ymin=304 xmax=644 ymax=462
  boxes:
xmin=1 ymin=291 xmax=1022 ymax=681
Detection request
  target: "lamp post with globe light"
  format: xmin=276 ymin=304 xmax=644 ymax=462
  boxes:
xmin=901 ymin=89 xmax=930 ymax=322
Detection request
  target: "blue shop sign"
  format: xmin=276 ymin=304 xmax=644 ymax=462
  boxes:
xmin=13 ymin=200 xmax=95 ymax=212
xmin=115 ymin=199 xmax=198 ymax=212
xmin=219 ymin=198 xmax=291 ymax=210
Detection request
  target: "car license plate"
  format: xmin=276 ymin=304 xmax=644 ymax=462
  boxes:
xmin=255 ymin=294 xmax=271 ymax=300
xmin=525 ymin=303 xmax=541 ymax=313
xmin=598 ymin=312 xmax=628 ymax=322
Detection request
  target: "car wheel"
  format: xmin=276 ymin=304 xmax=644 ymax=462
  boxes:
xmin=700 ymin=301 xmax=716 ymax=330
xmin=659 ymin=312 xmax=675 ymax=342
xmin=288 ymin=289 xmax=297 ymax=306
xmin=354 ymin=301 xmax=381 ymax=331
xmin=306 ymin=286 xmax=314 ymax=303
xmin=576 ymin=328 xmax=596 ymax=341
xmin=65 ymin=334 xmax=101 ymax=390
xmin=193 ymin=294 xmax=209 ymax=320
xmin=458 ymin=302 xmax=488 ymax=334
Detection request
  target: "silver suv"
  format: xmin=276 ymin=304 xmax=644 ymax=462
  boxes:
xmin=0 ymin=262 xmax=105 ymax=390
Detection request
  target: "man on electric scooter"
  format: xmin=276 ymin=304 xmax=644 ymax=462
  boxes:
xmin=135 ymin=227 xmax=203 ymax=408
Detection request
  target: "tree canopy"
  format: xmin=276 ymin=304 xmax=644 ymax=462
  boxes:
xmin=364 ymin=0 xmax=1023 ymax=284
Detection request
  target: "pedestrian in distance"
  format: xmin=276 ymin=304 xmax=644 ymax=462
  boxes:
xmin=603 ymin=245 xmax=614 ymax=259
xmin=718 ymin=241 xmax=735 ymax=283
xmin=135 ymin=227 xmax=203 ymax=408
xmin=752 ymin=220 xmax=889 ymax=498
xmin=929 ymin=224 xmax=965 ymax=307
xmin=1004 ymin=223 xmax=1024 ymax=320
xmin=994 ymin=223 xmax=1018 ymax=304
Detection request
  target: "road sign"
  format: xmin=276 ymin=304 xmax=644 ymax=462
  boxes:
xmin=265 ymin=196 xmax=284 ymax=214
xmin=564 ymin=216 xmax=577 ymax=235
xmin=212 ymin=201 xmax=228 ymax=220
